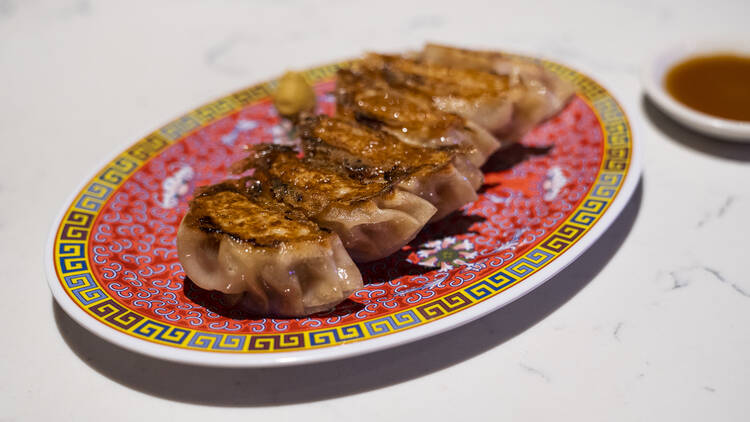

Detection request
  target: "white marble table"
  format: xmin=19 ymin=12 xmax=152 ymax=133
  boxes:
xmin=2 ymin=0 xmax=749 ymax=420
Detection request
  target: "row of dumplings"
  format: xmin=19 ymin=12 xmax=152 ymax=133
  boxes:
xmin=177 ymin=45 xmax=575 ymax=317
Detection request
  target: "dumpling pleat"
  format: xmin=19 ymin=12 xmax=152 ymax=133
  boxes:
xmin=177 ymin=214 xmax=363 ymax=317
xmin=317 ymin=190 xmax=437 ymax=262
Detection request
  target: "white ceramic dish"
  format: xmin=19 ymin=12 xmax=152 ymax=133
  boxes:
xmin=642 ymin=40 xmax=750 ymax=141
xmin=46 ymin=55 xmax=642 ymax=367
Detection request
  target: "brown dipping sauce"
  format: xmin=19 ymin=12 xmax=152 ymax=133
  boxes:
xmin=665 ymin=54 xmax=750 ymax=122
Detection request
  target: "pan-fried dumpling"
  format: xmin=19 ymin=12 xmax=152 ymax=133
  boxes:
xmin=335 ymin=68 xmax=501 ymax=167
xmin=360 ymin=53 xmax=516 ymax=138
xmin=299 ymin=115 xmax=482 ymax=222
xmin=177 ymin=178 xmax=363 ymax=317
xmin=232 ymin=145 xmax=436 ymax=262
xmin=419 ymin=43 xmax=575 ymax=139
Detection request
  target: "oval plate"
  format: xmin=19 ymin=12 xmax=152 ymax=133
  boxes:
xmin=46 ymin=55 xmax=641 ymax=367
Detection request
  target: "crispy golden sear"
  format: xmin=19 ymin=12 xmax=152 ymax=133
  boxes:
xmin=186 ymin=178 xmax=327 ymax=247
xmin=361 ymin=53 xmax=511 ymax=102
xmin=336 ymin=68 xmax=466 ymax=140
xmin=351 ymin=53 xmax=514 ymax=138
xmin=299 ymin=115 xmax=458 ymax=178
xmin=234 ymin=145 xmax=401 ymax=217
xmin=418 ymin=43 xmax=576 ymax=139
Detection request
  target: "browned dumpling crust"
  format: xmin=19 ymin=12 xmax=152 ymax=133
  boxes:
xmin=359 ymin=53 xmax=516 ymax=137
xmin=418 ymin=43 xmax=575 ymax=139
xmin=300 ymin=115 xmax=482 ymax=221
xmin=186 ymin=179 xmax=325 ymax=246
xmin=337 ymin=68 xmax=465 ymax=142
xmin=300 ymin=114 xmax=458 ymax=174
xmin=233 ymin=145 xmax=437 ymax=262
xmin=176 ymin=44 xmax=574 ymax=318
xmin=177 ymin=178 xmax=363 ymax=317
xmin=335 ymin=67 xmax=501 ymax=166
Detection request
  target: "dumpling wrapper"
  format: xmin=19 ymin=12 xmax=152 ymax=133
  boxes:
xmin=233 ymin=145 xmax=436 ymax=262
xmin=360 ymin=53 xmax=516 ymax=138
xmin=177 ymin=179 xmax=363 ymax=317
xmin=419 ymin=43 xmax=575 ymax=140
xmin=300 ymin=115 xmax=482 ymax=222
xmin=335 ymin=68 xmax=500 ymax=167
